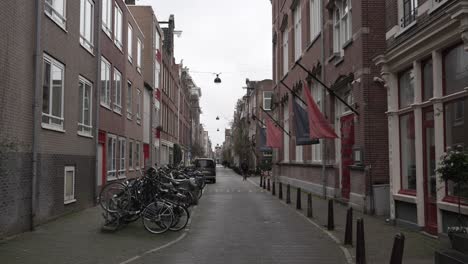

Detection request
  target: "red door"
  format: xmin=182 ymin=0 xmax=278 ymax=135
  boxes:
xmin=143 ymin=144 xmax=150 ymax=167
xmin=423 ymin=108 xmax=437 ymax=235
xmin=340 ymin=114 xmax=355 ymax=199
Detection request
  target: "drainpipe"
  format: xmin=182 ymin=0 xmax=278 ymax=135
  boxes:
xmin=320 ymin=6 xmax=327 ymax=199
xmin=31 ymin=0 xmax=42 ymax=231
xmin=94 ymin=0 xmax=102 ymax=203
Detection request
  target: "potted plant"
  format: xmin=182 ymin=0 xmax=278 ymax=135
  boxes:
xmin=436 ymin=145 xmax=468 ymax=252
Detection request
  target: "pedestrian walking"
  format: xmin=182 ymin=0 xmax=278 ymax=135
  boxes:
xmin=241 ymin=159 xmax=248 ymax=181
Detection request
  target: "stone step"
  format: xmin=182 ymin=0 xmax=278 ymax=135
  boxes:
xmin=434 ymin=249 xmax=468 ymax=264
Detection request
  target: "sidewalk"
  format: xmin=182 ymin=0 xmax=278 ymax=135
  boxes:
xmin=0 ymin=206 xmax=182 ymax=264
xmin=250 ymin=175 xmax=443 ymax=264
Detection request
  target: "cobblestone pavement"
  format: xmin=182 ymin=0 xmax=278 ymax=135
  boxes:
xmin=251 ymin=176 xmax=444 ymax=264
xmin=0 ymin=167 xmax=348 ymax=264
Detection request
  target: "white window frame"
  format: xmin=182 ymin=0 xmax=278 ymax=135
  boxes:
xmin=282 ymin=30 xmax=289 ymax=76
xmin=263 ymin=91 xmax=273 ymax=111
xmin=293 ymin=4 xmax=302 ymax=61
xmin=79 ymin=0 xmax=94 ymax=53
xmin=114 ymin=3 xmax=123 ymax=50
xmin=333 ymin=7 xmax=341 ymax=53
xmin=45 ymin=0 xmax=67 ymax=29
xmin=340 ymin=0 xmax=352 ymax=45
xmin=128 ymin=24 xmax=133 ymax=63
xmin=311 ymin=82 xmax=322 ymax=162
xmin=78 ymin=76 xmax=93 ymax=137
xmin=118 ymin=137 xmax=126 ymax=178
xmin=135 ymin=141 xmax=141 ymax=169
xmin=42 ymin=54 xmax=65 ymax=131
xmin=137 ymin=38 xmax=142 ymax=73
xmin=309 ymin=0 xmax=322 ymax=41
xmin=127 ymin=81 xmax=132 ymax=119
xmin=113 ymin=68 xmax=122 ymax=114
xmin=102 ymin=0 xmax=112 ymax=37
xmin=136 ymin=89 xmax=142 ymax=124
xmin=64 ymin=166 xmax=76 ymax=204
xmin=100 ymin=58 xmax=111 ymax=108
xmin=128 ymin=140 xmax=134 ymax=170
xmin=107 ymin=134 xmax=117 ymax=180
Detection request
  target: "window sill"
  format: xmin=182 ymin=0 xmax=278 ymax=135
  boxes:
xmin=442 ymin=196 xmax=468 ymax=207
xmin=100 ymin=103 xmax=112 ymax=111
xmin=77 ymin=131 xmax=93 ymax=139
xmin=113 ymin=108 xmax=122 ymax=116
xmin=327 ymin=53 xmax=338 ymax=63
xmin=106 ymin=176 xmax=118 ymax=182
xmin=334 ymin=56 xmax=344 ymax=67
xmin=342 ymin=39 xmax=353 ymax=50
xmin=45 ymin=12 xmax=67 ymax=33
xmin=42 ymin=123 xmax=65 ymax=133
xmin=102 ymin=26 xmax=112 ymax=40
xmin=394 ymin=21 xmax=417 ymax=39
xmin=393 ymin=192 xmax=417 ymax=204
xmin=80 ymin=42 xmax=95 ymax=56
xmin=128 ymin=57 xmax=133 ymax=64
xmin=64 ymin=199 xmax=77 ymax=205
xmin=398 ymin=189 xmax=417 ymax=196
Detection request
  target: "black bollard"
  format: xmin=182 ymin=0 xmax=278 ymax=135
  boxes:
xmin=272 ymin=181 xmax=276 ymax=195
xmin=296 ymin=188 xmax=302 ymax=210
xmin=344 ymin=207 xmax=353 ymax=245
xmin=307 ymin=193 xmax=313 ymax=218
xmin=262 ymin=177 xmax=266 ymax=189
xmin=267 ymin=178 xmax=271 ymax=191
xmin=286 ymin=184 xmax=291 ymax=204
xmin=327 ymin=199 xmax=335 ymax=230
xmin=356 ymin=218 xmax=366 ymax=264
xmin=389 ymin=233 xmax=405 ymax=264
xmin=260 ymin=175 xmax=263 ymax=187
xmin=279 ymin=182 xmax=283 ymax=200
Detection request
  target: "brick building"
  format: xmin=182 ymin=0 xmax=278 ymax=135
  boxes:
xmin=271 ymin=0 xmax=389 ymax=214
xmin=159 ymin=15 xmax=181 ymax=165
xmin=375 ymin=0 xmax=468 ymax=234
xmin=127 ymin=3 xmax=163 ymax=167
xmin=97 ymin=0 xmax=145 ymax=189
xmin=0 ymin=0 xmax=99 ymax=237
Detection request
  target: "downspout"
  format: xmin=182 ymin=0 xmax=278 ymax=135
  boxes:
xmin=31 ymin=0 xmax=42 ymax=231
xmin=321 ymin=5 xmax=327 ymax=199
xmin=94 ymin=0 xmax=102 ymax=203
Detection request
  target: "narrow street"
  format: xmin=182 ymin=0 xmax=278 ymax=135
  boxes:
xmin=131 ymin=166 xmax=347 ymax=264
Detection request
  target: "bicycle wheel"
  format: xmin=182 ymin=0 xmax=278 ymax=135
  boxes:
xmin=142 ymin=201 xmax=173 ymax=234
xmin=169 ymin=205 xmax=190 ymax=231
xmin=99 ymin=182 xmax=131 ymax=213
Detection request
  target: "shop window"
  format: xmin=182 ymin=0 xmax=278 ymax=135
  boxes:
xmin=400 ymin=113 xmax=416 ymax=192
xmin=444 ymin=44 xmax=468 ymax=96
xmin=422 ymin=59 xmax=433 ymax=102
xmin=399 ymin=68 xmax=415 ymax=108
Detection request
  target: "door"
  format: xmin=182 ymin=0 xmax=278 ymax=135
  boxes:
xmin=97 ymin=144 xmax=103 ymax=187
xmin=340 ymin=114 xmax=355 ymax=199
xmin=423 ymin=108 xmax=437 ymax=235
xmin=143 ymin=144 xmax=150 ymax=167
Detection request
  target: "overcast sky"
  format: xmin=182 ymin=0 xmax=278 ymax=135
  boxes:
xmin=137 ymin=0 xmax=272 ymax=150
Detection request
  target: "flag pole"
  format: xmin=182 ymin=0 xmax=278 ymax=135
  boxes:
xmin=280 ymin=80 xmax=307 ymax=106
xmin=259 ymin=106 xmax=291 ymax=137
xmin=295 ymin=62 xmax=359 ymax=116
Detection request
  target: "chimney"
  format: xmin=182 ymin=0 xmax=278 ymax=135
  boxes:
xmin=125 ymin=0 xmax=135 ymax=5
xmin=163 ymin=15 xmax=175 ymax=55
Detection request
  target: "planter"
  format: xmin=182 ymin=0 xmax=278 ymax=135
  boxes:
xmin=449 ymin=232 xmax=468 ymax=255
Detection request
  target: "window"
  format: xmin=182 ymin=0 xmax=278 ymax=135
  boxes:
xmin=64 ymin=166 xmax=75 ymax=204
xmin=263 ymin=91 xmax=273 ymax=110
xmin=100 ymin=58 xmax=111 ymax=107
xmin=42 ymin=55 xmax=64 ymax=130
xmin=296 ymin=146 xmax=303 ymax=162
xmin=282 ymin=30 xmax=289 ymax=76
xmin=445 ymin=97 xmax=468 ymax=199
xmin=78 ymin=76 xmax=92 ymax=136
xmin=45 ymin=0 xmax=66 ymax=28
xmin=129 ymin=140 xmax=134 ymax=170
xmin=293 ymin=4 xmax=302 ymax=61
xmin=422 ymin=59 xmax=433 ymax=101
xmin=127 ymin=81 xmax=132 ymax=119
xmin=311 ymin=82 xmax=322 ymax=161
xmin=80 ymin=0 xmax=94 ymax=53
xmin=333 ymin=0 xmax=352 ymax=53
xmin=341 ymin=0 xmax=352 ymax=44
xmin=444 ymin=44 xmax=468 ymax=96
xmin=400 ymin=113 xmax=416 ymax=192
xmin=128 ymin=24 xmax=133 ymax=63
xmin=135 ymin=141 xmax=141 ymax=169
xmin=114 ymin=4 xmax=123 ymax=50
xmin=136 ymin=89 xmax=141 ymax=123
xmin=137 ymin=38 xmax=142 ymax=72
xmin=118 ymin=137 xmax=126 ymax=177
xmin=102 ymin=0 xmax=112 ymax=36
xmin=399 ymin=68 xmax=414 ymax=108
xmin=401 ymin=0 xmax=418 ymax=28
xmin=343 ymin=90 xmax=354 ymax=113
xmin=113 ymin=68 xmax=122 ymax=113
xmin=107 ymin=134 xmax=117 ymax=180
xmin=309 ymin=0 xmax=321 ymax=41
xmin=333 ymin=8 xmax=341 ymax=53
xmin=283 ymin=102 xmax=289 ymax=162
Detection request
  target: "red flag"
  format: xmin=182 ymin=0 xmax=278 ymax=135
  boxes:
xmin=303 ymin=83 xmax=339 ymax=139
xmin=266 ymin=118 xmax=283 ymax=148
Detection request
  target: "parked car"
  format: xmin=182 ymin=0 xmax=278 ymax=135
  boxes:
xmin=194 ymin=158 xmax=216 ymax=183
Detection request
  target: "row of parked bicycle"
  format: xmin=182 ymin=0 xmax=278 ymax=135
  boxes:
xmin=98 ymin=165 xmax=207 ymax=234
